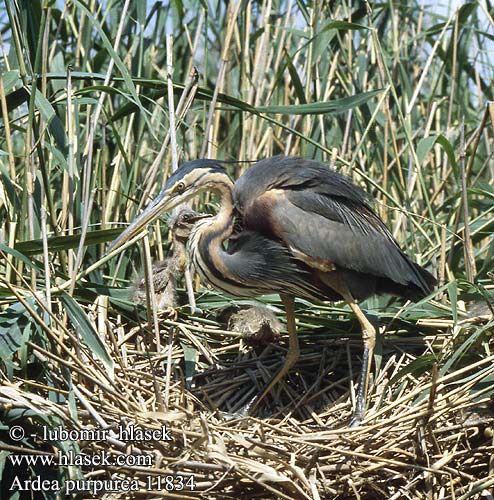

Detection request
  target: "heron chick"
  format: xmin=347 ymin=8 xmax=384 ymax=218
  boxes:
xmin=111 ymin=155 xmax=436 ymax=424
xmin=217 ymin=305 xmax=282 ymax=345
xmin=130 ymin=208 xmax=207 ymax=311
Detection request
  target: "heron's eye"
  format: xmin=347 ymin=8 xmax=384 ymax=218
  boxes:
xmin=175 ymin=181 xmax=186 ymax=193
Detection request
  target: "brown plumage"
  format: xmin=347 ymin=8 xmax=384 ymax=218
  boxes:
xmin=229 ymin=306 xmax=282 ymax=345
xmin=131 ymin=208 xmax=206 ymax=310
xmin=217 ymin=305 xmax=282 ymax=345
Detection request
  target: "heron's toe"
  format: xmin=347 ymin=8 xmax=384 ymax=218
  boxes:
xmin=161 ymin=306 xmax=178 ymax=321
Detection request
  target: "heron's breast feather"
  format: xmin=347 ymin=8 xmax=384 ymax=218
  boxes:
xmin=242 ymin=188 xmax=337 ymax=271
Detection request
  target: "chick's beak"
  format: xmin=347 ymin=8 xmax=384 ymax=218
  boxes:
xmin=187 ymin=213 xmax=212 ymax=224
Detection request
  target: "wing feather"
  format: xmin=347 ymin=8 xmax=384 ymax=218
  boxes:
xmin=233 ymin=156 xmax=434 ymax=296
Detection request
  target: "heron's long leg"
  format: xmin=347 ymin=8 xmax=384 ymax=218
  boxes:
xmin=346 ymin=300 xmax=376 ymax=425
xmin=246 ymin=294 xmax=299 ymax=412
xmin=319 ymin=273 xmax=376 ymax=424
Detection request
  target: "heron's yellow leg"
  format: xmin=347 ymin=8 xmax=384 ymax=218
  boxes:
xmin=253 ymin=294 xmax=299 ymax=406
xmin=346 ymin=300 xmax=376 ymax=423
xmin=318 ymin=272 xmax=376 ymax=424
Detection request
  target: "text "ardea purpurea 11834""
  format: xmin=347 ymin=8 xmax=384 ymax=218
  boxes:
xmin=109 ymin=155 xmax=436 ymax=424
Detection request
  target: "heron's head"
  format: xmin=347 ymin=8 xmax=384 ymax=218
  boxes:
xmin=108 ymin=159 xmax=227 ymax=253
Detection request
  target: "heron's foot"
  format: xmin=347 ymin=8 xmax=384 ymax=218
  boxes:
xmin=220 ymin=394 xmax=259 ymax=421
xmin=188 ymin=306 xmax=203 ymax=316
xmin=348 ymin=414 xmax=363 ymax=428
xmin=161 ymin=306 xmax=178 ymax=321
xmin=219 ymin=409 xmax=249 ymax=422
xmin=346 ymin=400 xmax=366 ymax=427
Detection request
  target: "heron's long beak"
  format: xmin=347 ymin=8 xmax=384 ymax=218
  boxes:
xmin=108 ymin=189 xmax=177 ymax=253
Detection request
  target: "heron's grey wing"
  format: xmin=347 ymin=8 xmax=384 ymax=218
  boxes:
xmin=196 ymin=229 xmax=326 ymax=300
xmin=233 ymin=155 xmax=371 ymax=210
xmin=243 ymin=188 xmax=432 ymax=294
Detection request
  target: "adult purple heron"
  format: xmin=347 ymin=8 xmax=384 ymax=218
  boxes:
xmin=109 ymin=155 xmax=436 ymax=423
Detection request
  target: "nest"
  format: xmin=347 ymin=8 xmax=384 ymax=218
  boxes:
xmin=1 ymin=300 xmax=493 ymax=499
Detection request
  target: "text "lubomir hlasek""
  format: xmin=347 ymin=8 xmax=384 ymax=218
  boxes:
xmin=42 ymin=425 xmax=172 ymax=442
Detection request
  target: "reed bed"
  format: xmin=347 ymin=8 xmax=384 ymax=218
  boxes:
xmin=0 ymin=299 xmax=492 ymax=498
xmin=0 ymin=0 xmax=493 ymax=498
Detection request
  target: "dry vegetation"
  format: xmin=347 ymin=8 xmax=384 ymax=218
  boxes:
xmin=0 ymin=0 xmax=493 ymax=498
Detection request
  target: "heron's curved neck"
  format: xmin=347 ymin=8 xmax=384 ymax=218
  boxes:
xmin=189 ymin=175 xmax=237 ymax=284
xmin=207 ymin=177 xmax=235 ymax=241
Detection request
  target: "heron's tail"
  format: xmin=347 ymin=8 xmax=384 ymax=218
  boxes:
xmin=376 ymin=263 xmax=436 ymax=302
xmin=413 ymin=263 xmax=437 ymax=294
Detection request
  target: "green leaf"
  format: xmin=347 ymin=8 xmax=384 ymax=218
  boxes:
xmin=477 ymin=30 xmax=494 ymax=43
xmin=440 ymin=326 xmax=486 ymax=376
xmin=255 ymin=89 xmax=383 ymax=115
xmin=0 ymin=243 xmax=43 ymax=271
xmin=284 ymin=50 xmax=307 ymax=104
xmin=0 ymin=300 xmax=35 ymax=362
xmin=389 ymin=354 xmax=437 ymax=385
xmin=447 ymin=281 xmax=458 ymax=325
xmin=173 ymin=0 xmax=184 ymax=20
xmin=320 ymin=20 xmax=369 ymax=32
xmin=457 ymin=2 xmax=477 ymax=25
xmin=180 ymin=342 xmax=198 ymax=389
xmin=75 ymin=84 xmax=128 ymax=97
xmin=136 ymin=1 xmax=147 ymax=25
xmin=416 ymin=136 xmax=437 ymax=165
xmin=19 ymin=0 xmax=42 ymax=66
xmin=416 ymin=134 xmax=457 ymax=172
xmin=34 ymin=91 xmax=67 ymax=154
xmin=14 ymin=228 xmax=123 ymax=256
xmin=0 ymin=70 xmax=21 ymax=95
xmin=61 ymin=292 xmax=113 ymax=373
